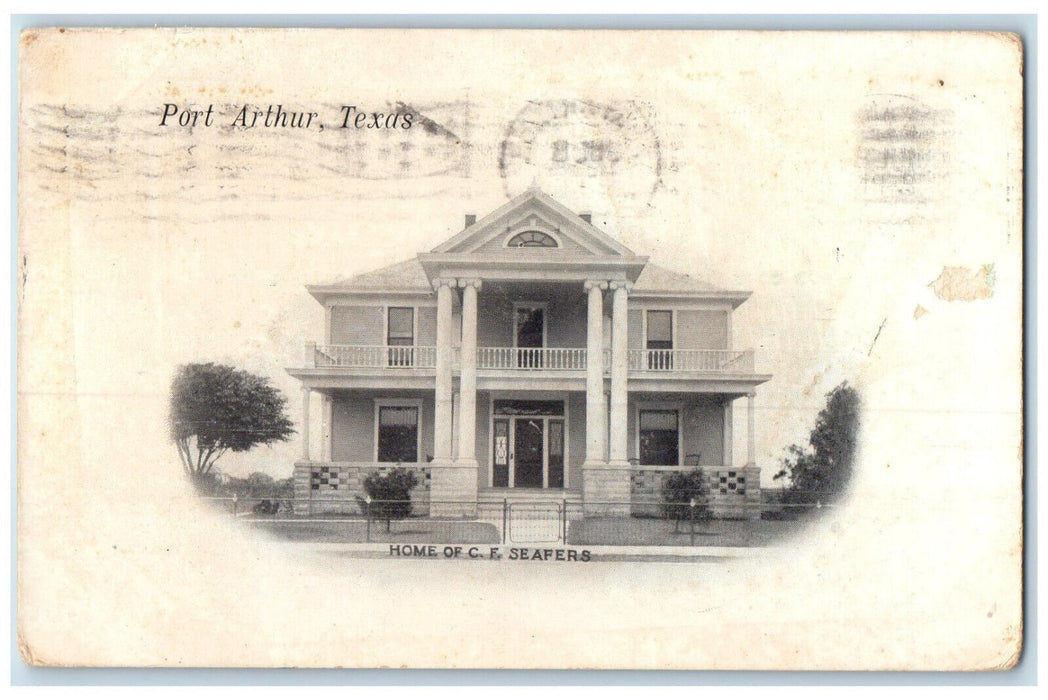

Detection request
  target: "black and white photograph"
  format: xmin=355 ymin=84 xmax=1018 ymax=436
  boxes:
xmin=16 ymin=27 xmax=1023 ymax=669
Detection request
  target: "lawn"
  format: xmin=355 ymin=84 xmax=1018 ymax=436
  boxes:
xmin=566 ymin=516 xmax=800 ymax=547
xmin=245 ymin=516 xmax=501 ymax=544
xmin=235 ymin=511 xmax=808 ymax=547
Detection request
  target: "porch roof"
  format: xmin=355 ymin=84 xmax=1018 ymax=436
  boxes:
xmin=286 ymin=365 xmax=771 ymax=394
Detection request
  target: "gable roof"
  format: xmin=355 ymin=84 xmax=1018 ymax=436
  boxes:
xmin=633 ymin=263 xmax=719 ymax=293
xmin=632 ymin=263 xmax=751 ymax=307
xmin=432 ymin=188 xmax=637 ymax=257
xmin=305 ymin=259 xmax=432 ymax=304
xmin=308 ymin=257 xmax=748 ymax=304
xmin=305 ymin=192 xmax=752 ymax=307
xmin=324 ymin=259 xmax=431 ymax=291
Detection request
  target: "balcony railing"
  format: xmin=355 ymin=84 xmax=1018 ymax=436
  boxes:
xmin=305 ymin=344 xmax=755 ymax=374
xmin=478 ymin=346 xmax=587 ymax=370
xmin=311 ymin=344 xmax=437 ymax=369
xmin=628 ymin=349 xmax=755 ymax=372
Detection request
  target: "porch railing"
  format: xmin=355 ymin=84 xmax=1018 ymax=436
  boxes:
xmin=306 ymin=344 xmax=755 ymax=373
xmin=477 ymin=346 xmax=588 ymax=370
xmin=627 ymin=349 xmax=755 ymax=372
xmin=311 ymin=344 xmax=437 ymax=369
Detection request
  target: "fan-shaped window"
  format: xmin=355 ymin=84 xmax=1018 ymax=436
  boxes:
xmin=507 ymin=231 xmax=558 ymax=248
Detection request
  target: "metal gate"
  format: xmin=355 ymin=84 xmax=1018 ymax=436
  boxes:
xmin=506 ymin=502 xmax=563 ymax=544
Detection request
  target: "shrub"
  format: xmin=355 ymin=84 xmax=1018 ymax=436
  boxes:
xmin=252 ymin=499 xmax=280 ymax=515
xmin=362 ymin=467 xmax=419 ymax=531
xmin=774 ymin=382 xmax=860 ymax=510
xmin=274 ymin=477 xmax=295 ymax=515
xmin=661 ymin=469 xmax=710 ymax=531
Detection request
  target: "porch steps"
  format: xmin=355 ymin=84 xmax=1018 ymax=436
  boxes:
xmin=477 ymin=489 xmax=581 ymax=544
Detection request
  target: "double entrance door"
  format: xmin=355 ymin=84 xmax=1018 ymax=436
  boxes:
xmin=492 ymin=400 xmax=565 ymax=488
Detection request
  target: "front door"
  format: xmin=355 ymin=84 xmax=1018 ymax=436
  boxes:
xmin=492 ymin=400 xmax=566 ymax=488
xmin=513 ymin=418 xmax=545 ymax=487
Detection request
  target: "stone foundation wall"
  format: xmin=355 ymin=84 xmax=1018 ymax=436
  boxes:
xmin=290 ymin=462 xmax=760 ymax=521
xmin=293 ymin=462 xmax=431 ymax=516
xmin=629 ymin=466 xmax=762 ymax=520
xmin=582 ymin=467 xmax=631 ymax=516
xmin=429 ymin=464 xmax=478 ymax=517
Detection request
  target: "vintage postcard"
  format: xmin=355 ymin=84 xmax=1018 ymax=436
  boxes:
xmin=16 ymin=28 xmax=1023 ymax=669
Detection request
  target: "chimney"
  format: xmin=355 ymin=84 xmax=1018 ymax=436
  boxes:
xmin=579 ymin=212 xmax=592 ymax=223
xmin=464 ymin=214 xmax=476 ymax=227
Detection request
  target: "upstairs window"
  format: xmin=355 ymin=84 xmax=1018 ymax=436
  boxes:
xmin=646 ymin=310 xmax=673 ymax=349
xmin=386 ymin=306 xmax=415 ymax=367
xmin=646 ymin=310 xmax=673 ymax=369
xmin=387 ymin=307 xmax=414 ymax=346
xmin=507 ymin=231 xmax=558 ymax=248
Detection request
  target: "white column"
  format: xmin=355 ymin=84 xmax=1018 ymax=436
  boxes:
xmin=747 ymin=392 xmax=756 ymax=466
xmin=300 ymin=388 xmax=311 ymax=461
xmin=433 ymin=279 xmax=455 ymax=463
xmin=451 ymin=391 xmax=460 ymax=460
xmin=608 ymin=281 xmax=631 ymax=464
xmin=322 ymin=395 xmax=333 ymax=461
xmin=722 ymin=398 xmax=733 ymax=467
xmin=584 ymin=280 xmax=607 ymax=465
xmin=456 ymin=279 xmax=481 ymax=465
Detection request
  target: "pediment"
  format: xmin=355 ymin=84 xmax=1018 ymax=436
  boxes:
xmin=432 ymin=189 xmax=635 ymax=257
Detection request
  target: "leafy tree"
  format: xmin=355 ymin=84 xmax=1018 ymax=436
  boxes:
xmin=246 ymin=471 xmax=276 ymax=495
xmin=362 ymin=467 xmax=419 ymax=531
xmin=170 ymin=363 xmax=294 ymax=486
xmin=774 ymin=381 xmax=860 ymax=507
xmin=190 ymin=470 xmax=226 ymax=497
xmin=661 ymin=469 xmax=710 ymax=531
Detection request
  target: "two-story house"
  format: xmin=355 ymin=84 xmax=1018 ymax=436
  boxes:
xmin=287 ymin=189 xmax=771 ymax=519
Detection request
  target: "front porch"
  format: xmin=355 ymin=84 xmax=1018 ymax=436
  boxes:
xmin=291 ymin=387 xmax=762 ymax=520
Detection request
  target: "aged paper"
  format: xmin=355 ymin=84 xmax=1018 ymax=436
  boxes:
xmin=17 ymin=29 xmax=1023 ymax=669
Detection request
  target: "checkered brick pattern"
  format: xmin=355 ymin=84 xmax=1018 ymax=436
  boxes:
xmin=710 ymin=470 xmax=746 ymax=497
xmin=613 ymin=467 xmax=762 ymax=520
xmin=307 ymin=465 xmax=432 ymax=494
xmin=296 ymin=464 xmax=434 ymax=517
xmin=310 ymin=465 xmax=347 ymax=490
xmin=629 ymin=468 xmax=751 ymax=502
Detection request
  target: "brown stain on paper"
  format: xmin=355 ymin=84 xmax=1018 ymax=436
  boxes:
xmin=929 ymin=264 xmax=996 ymax=301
